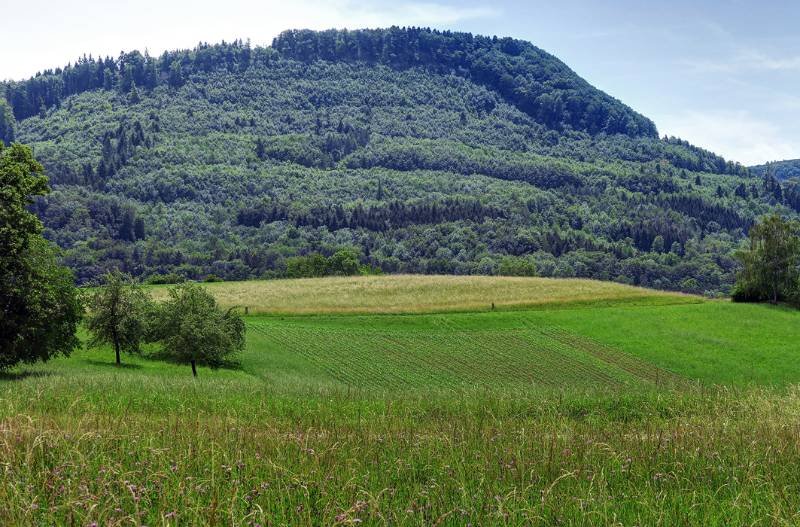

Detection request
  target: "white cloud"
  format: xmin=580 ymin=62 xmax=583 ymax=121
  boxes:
xmin=681 ymin=49 xmax=800 ymax=74
xmin=655 ymin=110 xmax=798 ymax=166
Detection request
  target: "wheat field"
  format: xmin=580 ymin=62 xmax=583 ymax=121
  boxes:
xmin=148 ymin=275 xmax=699 ymax=314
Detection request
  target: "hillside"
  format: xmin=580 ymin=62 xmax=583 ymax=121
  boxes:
xmin=751 ymin=159 xmax=800 ymax=180
xmin=2 ymin=28 xmax=796 ymax=293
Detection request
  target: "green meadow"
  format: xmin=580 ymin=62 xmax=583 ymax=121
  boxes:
xmin=3 ymin=276 xmax=800 ymax=525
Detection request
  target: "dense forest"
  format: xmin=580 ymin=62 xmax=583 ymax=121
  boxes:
xmin=751 ymin=159 xmax=800 ymax=181
xmin=0 ymin=27 xmax=794 ymax=294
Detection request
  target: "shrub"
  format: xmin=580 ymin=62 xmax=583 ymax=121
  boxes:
xmin=145 ymin=273 xmax=186 ymax=285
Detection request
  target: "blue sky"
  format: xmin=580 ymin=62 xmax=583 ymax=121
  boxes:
xmin=1 ymin=0 xmax=798 ymax=165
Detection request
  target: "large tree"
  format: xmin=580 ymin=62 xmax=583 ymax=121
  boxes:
xmin=154 ymin=283 xmax=245 ymax=376
xmin=733 ymin=214 xmax=800 ymax=304
xmin=0 ymin=143 xmax=82 ymax=369
xmin=85 ymin=270 xmax=153 ymax=365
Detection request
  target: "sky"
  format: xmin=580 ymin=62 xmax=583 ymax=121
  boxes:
xmin=1 ymin=0 xmax=798 ymax=165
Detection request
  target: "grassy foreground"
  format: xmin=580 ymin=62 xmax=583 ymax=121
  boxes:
xmin=3 ymin=275 xmax=800 ymax=525
xmin=3 ymin=378 xmax=800 ymax=525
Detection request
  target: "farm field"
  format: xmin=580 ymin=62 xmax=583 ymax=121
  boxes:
xmin=146 ymin=274 xmax=699 ymax=314
xmin=3 ymin=276 xmax=800 ymax=525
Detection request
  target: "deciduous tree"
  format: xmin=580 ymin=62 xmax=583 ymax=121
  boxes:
xmin=154 ymin=283 xmax=245 ymax=376
xmin=0 ymin=143 xmax=82 ymax=369
xmin=85 ymin=270 xmax=153 ymax=365
xmin=733 ymin=214 xmax=800 ymax=304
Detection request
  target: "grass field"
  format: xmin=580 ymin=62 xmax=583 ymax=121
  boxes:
xmin=3 ymin=275 xmax=800 ymax=525
xmin=147 ymin=275 xmax=698 ymax=314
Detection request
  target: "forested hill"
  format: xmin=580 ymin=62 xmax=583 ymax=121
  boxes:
xmin=750 ymin=160 xmax=800 ymax=181
xmin=0 ymin=28 xmax=795 ymax=293
xmin=271 ymin=28 xmax=658 ymax=138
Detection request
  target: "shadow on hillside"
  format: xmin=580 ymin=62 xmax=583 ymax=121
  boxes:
xmin=0 ymin=370 xmax=54 ymax=381
xmin=145 ymin=351 xmax=243 ymax=371
xmin=84 ymin=359 xmax=143 ymax=370
xmin=734 ymin=300 xmax=800 ymax=314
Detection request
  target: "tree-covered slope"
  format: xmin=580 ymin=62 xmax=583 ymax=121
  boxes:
xmin=751 ymin=160 xmax=800 ymax=181
xmin=1 ymin=28 xmax=795 ymax=293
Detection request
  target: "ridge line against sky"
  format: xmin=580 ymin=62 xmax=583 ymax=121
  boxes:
xmin=1 ymin=0 xmax=798 ymax=165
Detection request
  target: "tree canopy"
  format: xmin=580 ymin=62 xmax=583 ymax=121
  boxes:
xmin=85 ymin=270 xmax=154 ymax=365
xmin=153 ymin=283 xmax=245 ymax=376
xmin=732 ymin=214 xmax=800 ymax=304
xmin=0 ymin=142 xmax=81 ymax=369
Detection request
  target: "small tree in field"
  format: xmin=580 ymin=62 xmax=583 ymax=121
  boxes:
xmin=85 ymin=271 xmax=153 ymax=365
xmin=155 ymin=283 xmax=245 ymax=377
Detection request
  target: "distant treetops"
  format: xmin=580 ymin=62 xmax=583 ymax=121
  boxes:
xmin=2 ymin=27 xmax=655 ymax=138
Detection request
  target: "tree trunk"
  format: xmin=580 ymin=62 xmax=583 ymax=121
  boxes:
xmin=191 ymin=359 xmax=197 ymax=377
xmin=114 ymin=337 xmax=121 ymax=366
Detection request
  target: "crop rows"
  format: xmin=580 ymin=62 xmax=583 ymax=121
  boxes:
xmin=435 ymin=317 xmax=635 ymax=388
xmin=533 ymin=324 xmax=690 ymax=388
xmin=248 ymin=319 xmax=680 ymax=391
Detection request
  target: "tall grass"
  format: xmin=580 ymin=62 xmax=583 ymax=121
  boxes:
xmin=146 ymin=275 xmax=699 ymax=315
xmin=2 ymin=375 xmax=800 ymax=525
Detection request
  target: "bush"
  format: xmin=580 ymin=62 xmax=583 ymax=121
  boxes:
xmin=285 ymin=254 xmax=328 ymax=278
xmin=731 ymin=282 xmax=769 ymax=303
xmin=498 ymin=256 xmax=537 ymax=277
xmin=327 ymin=249 xmax=360 ymax=276
xmin=145 ymin=273 xmax=186 ymax=285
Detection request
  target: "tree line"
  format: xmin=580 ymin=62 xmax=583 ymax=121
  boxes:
xmin=236 ymin=197 xmax=505 ymax=232
xmin=2 ymin=27 xmax=656 ymax=140
xmin=1 ymin=40 xmax=270 ymax=121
